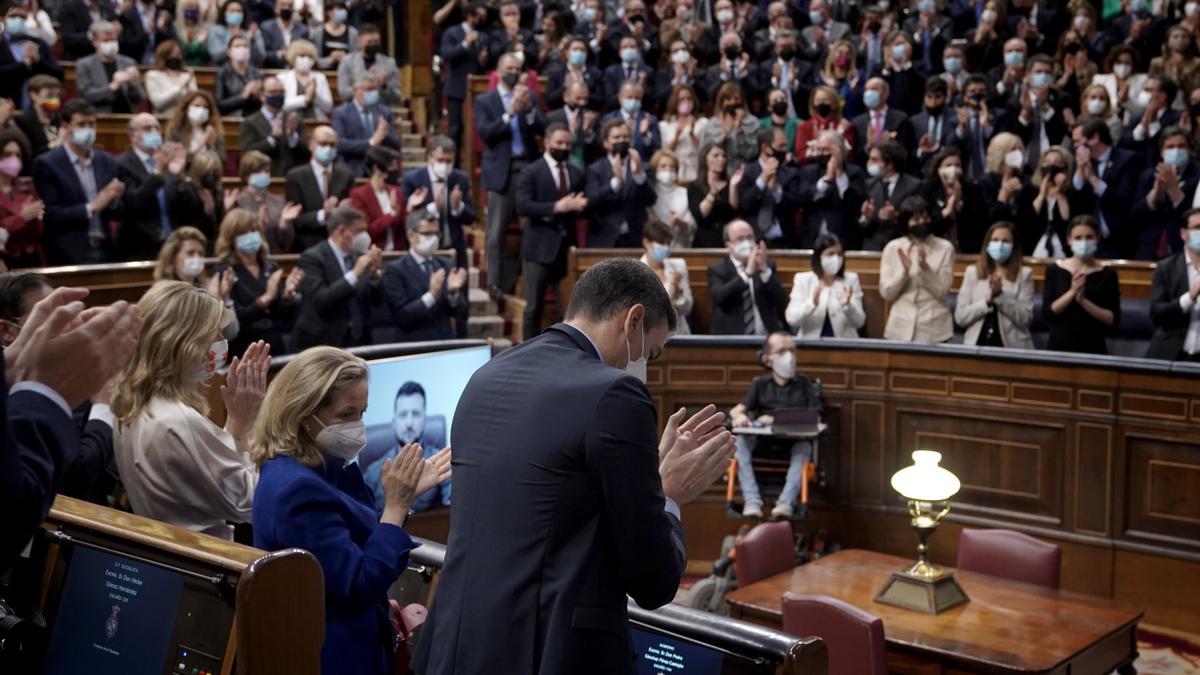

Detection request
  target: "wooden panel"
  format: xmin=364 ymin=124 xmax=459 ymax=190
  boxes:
xmin=1074 ymin=424 xmax=1113 ymax=536
xmin=1010 ymin=382 xmax=1073 ymax=408
xmin=853 ymin=370 xmax=886 ymax=390
xmin=1125 ymin=434 xmax=1200 ymax=546
xmin=1078 ymin=389 xmax=1114 ymax=413
xmin=1119 ymin=393 xmax=1190 ymax=421
xmin=890 ymin=372 xmax=949 ymax=396
xmin=850 ymin=400 xmax=885 ymax=504
xmin=1115 ymin=549 xmax=1200 ymax=633
xmin=950 ymin=376 xmax=1009 ymax=402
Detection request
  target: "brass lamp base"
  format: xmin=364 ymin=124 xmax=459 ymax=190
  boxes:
xmin=874 ymin=562 xmax=969 ymax=615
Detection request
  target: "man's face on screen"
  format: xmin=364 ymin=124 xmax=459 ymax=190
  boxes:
xmin=393 ymin=394 xmax=426 ymax=445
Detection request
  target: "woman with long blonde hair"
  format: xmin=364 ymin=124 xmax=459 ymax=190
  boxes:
xmin=251 ymin=346 xmax=449 ymax=675
xmin=111 ymin=280 xmax=271 ymax=539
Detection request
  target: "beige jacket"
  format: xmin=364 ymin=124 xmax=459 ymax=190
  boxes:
xmin=879 ymin=235 xmax=955 ymax=342
xmin=955 ymin=264 xmax=1035 ymax=349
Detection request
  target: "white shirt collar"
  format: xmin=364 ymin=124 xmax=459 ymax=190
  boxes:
xmin=311 ymin=158 xmax=329 ymax=175
xmin=328 ymin=237 xmax=350 ymax=261
xmin=409 ymin=248 xmax=430 ymax=264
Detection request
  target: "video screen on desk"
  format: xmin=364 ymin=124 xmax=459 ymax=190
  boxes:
xmin=633 ymin=627 xmax=726 ymax=675
xmin=43 ymin=546 xmax=185 ymax=675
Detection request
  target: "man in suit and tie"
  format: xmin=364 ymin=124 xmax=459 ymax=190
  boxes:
xmin=708 ymin=219 xmax=788 ymax=335
xmin=240 ymin=76 xmax=311 ymax=177
xmin=601 ymin=35 xmax=654 ymax=105
xmin=331 ymin=71 xmax=400 ymax=177
xmin=439 ymin=1 xmax=489 ymax=150
xmin=516 ymin=122 xmax=588 ymax=340
xmin=602 ymin=0 xmax=661 ymax=68
xmin=402 ymin=135 xmax=474 ymax=271
xmin=74 ymin=21 xmax=145 ymax=114
xmin=487 ymin=0 xmax=536 ymax=69
xmin=31 ymin=98 xmax=124 ymax=265
xmin=1121 ymin=75 xmax=1182 ymax=163
xmin=750 ymin=30 xmax=812 ymax=119
xmin=14 ymin=75 xmax=63 ymax=161
xmin=798 ymin=130 xmax=867 ymax=248
xmin=477 ymin=52 xmax=546 ymax=299
xmin=286 ymin=124 xmax=355 ymax=252
xmin=544 ymin=38 xmax=604 ymax=111
xmin=1069 ymin=119 xmax=1142 ymax=258
xmin=908 ymin=76 xmax=956 ymax=175
xmin=801 ymin=0 xmax=851 ymax=62
xmin=545 ymin=81 xmax=599 ymax=169
xmin=585 ymin=119 xmax=656 ymax=248
xmin=954 ymin=74 xmax=997 ymax=181
xmin=292 ymin=205 xmax=384 ymax=349
xmin=852 ymin=77 xmax=914 ymax=160
xmin=118 ymin=0 xmax=175 ymax=64
xmin=599 ymin=80 xmax=660 ymax=163
xmin=260 ymin=0 xmax=309 ymax=68
xmin=0 ymin=5 xmax=63 ymax=106
xmin=859 ymin=140 xmax=923 ymax=250
xmin=57 ymin=0 xmax=118 ymax=60
xmin=702 ymin=32 xmax=751 ymax=103
xmin=1130 ymin=128 xmax=1199 ymax=260
xmin=382 ymin=210 xmax=469 ymax=342
xmin=413 ymin=257 xmax=736 ymax=675
xmin=1147 ymin=208 xmax=1200 ymax=361
xmin=737 ymin=127 xmax=804 ymax=247
xmin=999 ymin=56 xmax=1069 ymax=171
xmin=114 ymin=114 xmax=186 ymax=261
xmin=336 ymin=25 xmax=403 ymax=105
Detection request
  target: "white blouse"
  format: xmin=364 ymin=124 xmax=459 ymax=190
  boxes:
xmin=786 ymin=271 xmax=866 ymax=338
xmin=650 ymin=183 xmax=698 ymax=248
xmin=658 ymin=117 xmax=709 ymax=183
xmin=277 ymin=69 xmax=334 ymax=120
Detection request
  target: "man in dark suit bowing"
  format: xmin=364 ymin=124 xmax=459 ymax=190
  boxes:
xmin=114 ymin=114 xmax=185 ymax=261
xmin=402 ymin=135 xmax=474 ymax=270
xmin=292 ymin=205 xmax=383 ymax=350
xmin=516 ymin=122 xmax=588 ymax=340
xmin=477 ymin=52 xmax=546 ymax=299
xmin=585 ymin=118 xmax=656 ymax=247
xmin=381 ymin=211 xmax=469 ymax=342
xmin=708 ymin=219 xmax=788 ymax=335
xmin=286 ymin=124 xmax=355 ymax=252
xmin=331 ymin=71 xmax=400 ymax=177
xmin=239 ymin=76 xmax=310 ymax=177
xmin=1147 ymin=208 xmax=1200 ymax=361
xmin=413 ymin=257 xmax=736 ymax=675
xmin=737 ymin=127 xmax=804 ymax=248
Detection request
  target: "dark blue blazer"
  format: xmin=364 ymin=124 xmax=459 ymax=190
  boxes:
xmin=797 ymin=163 xmax=868 ymax=249
xmin=438 ymin=24 xmax=483 ymax=100
xmin=0 ymin=35 xmax=62 ymax=103
xmin=475 ymin=88 xmax=546 ymax=193
xmin=1 ymin=354 xmax=79 ymax=572
xmin=584 ymin=155 xmax=657 ymax=247
xmin=1067 ymin=146 xmax=1142 ymax=259
xmin=330 ymin=101 xmax=399 ymax=177
xmin=737 ymin=159 xmax=804 ymax=244
xmin=598 ymin=109 xmax=661 ymax=162
xmin=260 ymin=19 xmax=310 ymax=63
xmin=543 ymin=63 xmax=604 ymax=110
xmin=253 ymin=455 xmax=415 ymax=675
xmin=600 ymin=62 xmax=655 ymax=105
xmin=1129 ymin=163 xmax=1200 ymax=260
xmin=292 ymin=240 xmax=381 ymax=350
xmin=381 ymin=254 xmax=460 ymax=342
xmin=32 ymin=146 xmax=120 ymax=265
xmin=516 ymin=157 xmax=584 ymax=264
xmin=401 ymin=167 xmax=474 ymax=269
xmin=412 ymin=324 xmax=686 ymax=675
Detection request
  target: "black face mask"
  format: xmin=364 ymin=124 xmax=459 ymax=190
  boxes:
xmin=813 ymin=102 xmax=833 ymax=117
xmin=724 ymin=105 xmax=740 ymax=116
xmin=611 ymin=141 xmax=630 ymax=157
xmin=364 ymin=43 xmax=381 ymax=59
xmin=771 ymin=100 xmax=788 ymax=116
xmin=550 ymin=147 xmax=570 ymax=162
xmin=501 ymin=72 xmax=520 ymax=88
xmin=724 ymin=46 xmax=740 ymax=60
xmin=926 ymin=103 xmax=945 ymax=116
xmin=909 ymin=221 xmax=931 ymax=239
xmin=627 ymin=13 xmax=644 ymax=23
xmin=866 ymin=19 xmax=881 ymax=33
xmin=779 ymin=46 xmax=795 ymax=61
xmin=278 ymin=8 xmax=292 ymax=20
xmin=166 ymin=55 xmax=183 ymax=70
xmin=771 ymin=148 xmax=788 ymax=164
xmin=265 ymin=93 xmax=285 ymax=109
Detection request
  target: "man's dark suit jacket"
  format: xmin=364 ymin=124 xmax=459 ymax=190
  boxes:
xmin=736 ymin=159 xmax=804 ymax=246
xmin=439 ymin=24 xmax=483 ymax=101
xmin=862 ymin=172 xmax=923 ymax=251
xmin=14 ymin=108 xmax=55 ymax=159
xmin=749 ymin=58 xmax=813 ymax=115
xmin=1120 ymin=108 xmax=1184 ymax=163
xmin=543 ymin=63 xmax=604 ymax=110
xmin=1066 ymin=146 xmax=1142 ymax=258
xmin=58 ymin=0 xmax=117 ymax=60
xmin=0 ymin=35 xmax=62 ymax=103
xmin=600 ymin=61 xmax=654 ymax=105
xmin=412 ymin=323 xmax=686 ymax=675
xmin=292 ymin=239 xmax=380 ymax=350
xmin=239 ymin=109 xmax=310 ymax=177
xmin=907 ymin=108 xmax=958 ymax=173
xmin=114 ymin=150 xmax=175 ymax=261
xmin=118 ymin=4 xmax=175 ymax=62
xmin=546 ymin=108 xmax=599 ymax=167
xmin=1148 ymin=251 xmax=1197 ymax=360
xmin=598 ymin=109 xmax=661 ymax=162
xmin=851 ymin=107 xmax=914 ymax=162
xmin=330 ymin=101 xmax=399 ymax=177
xmin=381 ymin=254 xmax=461 ymax=342
xmin=1 ymin=354 xmax=80 ymax=572
xmin=475 ymin=88 xmax=546 ymax=193
xmin=401 ymin=166 xmax=474 ymax=269
xmin=1129 ymin=163 xmax=1200 ymax=260
xmin=32 ymin=146 xmax=120 ymax=265
xmin=584 ymin=155 xmax=656 ymax=247
xmin=516 ymin=156 xmax=584 ymax=264
xmin=285 ymin=162 xmax=354 ymax=252
xmin=797 ymin=163 xmax=868 ymax=249
xmin=707 ymin=256 xmax=788 ymax=334
xmin=259 ymin=19 xmax=308 ymax=66
xmin=61 ymin=402 xmax=116 ymax=506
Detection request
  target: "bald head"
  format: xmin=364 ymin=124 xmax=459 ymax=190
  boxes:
xmin=128 ymin=113 xmax=162 ymax=153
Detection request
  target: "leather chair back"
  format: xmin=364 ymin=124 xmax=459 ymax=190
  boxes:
xmin=733 ymin=521 xmax=794 ymax=587
xmin=781 ymin=593 xmax=887 ymax=675
xmin=956 ymin=528 xmax=1062 ymax=589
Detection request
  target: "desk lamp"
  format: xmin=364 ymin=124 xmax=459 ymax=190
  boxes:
xmin=875 ymin=451 xmax=969 ymax=614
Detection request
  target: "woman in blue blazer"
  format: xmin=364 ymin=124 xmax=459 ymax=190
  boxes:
xmin=250 ymin=346 xmax=451 ymax=675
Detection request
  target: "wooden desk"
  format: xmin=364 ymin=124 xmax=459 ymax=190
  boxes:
xmin=725 ymin=549 xmax=1143 ymax=674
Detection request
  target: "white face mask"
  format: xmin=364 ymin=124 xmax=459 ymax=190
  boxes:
xmin=1188 ymin=1 xmax=1200 ymax=17
xmin=1085 ymin=98 xmax=1107 ymax=115
xmin=195 ymin=338 xmax=228 ymax=381
xmin=732 ymin=239 xmax=755 ymax=260
xmin=294 ymin=55 xmax=314 ymax=72
xmin=1135 ymin=90 xmax=1153 ymax=108
xmin=1113 ymin=63 xmax=1132 ymax=79
xmin=1005 ymin=149 xmax=1024 ymax=169
xmin=431 ymin=162 xmax=450 ymax=179
xmin=312 ymin=416 xmax=366 ymax=460
xmin=624 ymin=316 xmax=648 ymax=383
xmin=187 ymin=105 xmax=210 ymax=125
xmin=820 ymin=254 xmax=842 ymax=276
xmin=350 ymin=230 xmax=372 ymax=255
xmin=180 ymin=256 xmax=205 ymax=280
xmin=656 ymin=169 xmax=677 ymax=185
xmin=414 ymin=233 xmax=439 ymax=256
xmin=716 ymin=8 xmax=734 ymax=23
xmin=938 ymin=165 xmax=962 ymax=183
xmin=771 ymin=350 xmax=795 ymax=380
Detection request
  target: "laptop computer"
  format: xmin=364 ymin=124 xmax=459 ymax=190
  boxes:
xmin=771 ymin=407 xmax=821 ymax=434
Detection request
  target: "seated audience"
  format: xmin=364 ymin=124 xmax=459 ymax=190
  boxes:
xmin=640 ymin=219 xmax=693 ymax=334
xmin=215 ymin=35 xmax=264 ymax=116
xmin=1043 ymin=215 xmax=1122 ymax=354
xmin=331 ymin=71 xmax=400 ymax=177
xmin=402 ymin=136 xmax=474 ymax=268
xmin=729 ymin=331 xmax=818 ymax=519
xmin=688 ymin=143 xmax=740 ymax=249
xmin=659 ymin=84 xmax=707 ymax=182
xmin=208 ymin=1 xmax=267 ymax=65
xmin=278 ymin=39 xmax=334 ymax=121
xmin=738 ymin=127 xmax=802 ymax=246
xmin=585 ymin=119 xmax=656 ymax=247
xmin=1028 ymin=147 xmax=1073 ymax=258
xmin=337 ymin=25 xmax=403 ymax=106
xmin=14 ymin=74 xmax=62 ymax=160
xmin=115 ymin=115 xmax=185 ymax=261
xmin=145 ymin=40 xmax=198 ymax=117
xmin=785 ymin=233 xmax=865 ymax=338
xmin=312 ymin=1 xmax=357 ymax=70
xmin=0 ymin=130 xmax=44 ymax=268
xmin=292 ymin=205 xmax=383 ymax=350
xmin=1148 ymin=207 xmax=1200 ymax=361
xmin=701 ymin=83 xmax=759 ymax=170
xmin=217 ymin=207 xmax=303 ymax=356
xmin=350 ymin=146 xmax=414 ymax=252
xmin=860 ymin=140 xmax=922 ymax=251
xmin=76 ymin=21 xmax=145 ymax=114
xmin=240 ymin=75 xmax=310 ymax=177
xmin=955 ymin=221 xmax=1035 ymax=348
xmin=111 ymin=281 xmax=270 ymax=540
xmin=261 ymin=0 xmax=309 ymax=68
xmin=648 ymin=150 xmax=696 ymax=248
xmin=250 ymin=347 xmax=448 ymax=675
xmin=382 ymin=211 xmax=469 ymax=342
xmin=287 ymin=125 xmax=353 ymax=251
xmin=235 ymin=150 xmax=299 ymax=253
xmin=879 ymin=195 xmax=955 ymax=342
xmin=708 ymin=219 xmax=787 ymax=335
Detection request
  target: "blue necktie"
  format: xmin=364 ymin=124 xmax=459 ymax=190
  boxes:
xmin=504 ymin=91 xmax=525 ymax=157
xmin=146 ymin=157 xmax=171 ymax=237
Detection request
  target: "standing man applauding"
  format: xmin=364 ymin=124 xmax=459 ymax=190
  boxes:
xmin=414 ymin=258 xmax=736 ymax=675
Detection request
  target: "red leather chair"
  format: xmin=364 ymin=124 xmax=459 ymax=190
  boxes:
xmin=781 ymin=593 xmax=887 ymax=675
xmin=733 ymin=521 xmax=794 ymax=587
xmin=956 ymin=528 xmax=1062 ymax=589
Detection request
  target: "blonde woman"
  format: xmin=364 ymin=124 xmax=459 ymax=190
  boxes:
xmin=278 ymin=39 xmax=333 ymax=120
xmin=165 ymin=90 xmax=227 ymax=161
xmin=250 ymin=347 xmax=450 ymax=675
xmin=955 ymin=221 xmax=1034 ymax=348
xmin=979 ymin=132 xmax=1032 ymax=226
xmin=112 ymin=281 xmax=271 ymax=539
xmin=153 ymin=226 xmax=240 ymax=341
xmin=648 ymin=150 xmax=696 ymax=248
xmin=818 ymin=40 xmax=865 ymax=118
xmin=1078 ymin=83 xmax=1123 ymax=143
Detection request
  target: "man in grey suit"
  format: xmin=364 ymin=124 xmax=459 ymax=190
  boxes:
xmin=239 ymin=76 xmax=309 ymax=177
xmin=75 ymin=21 xmax=144 ymax=114
xmin=330 ymin=71 xmax=399 ymax=177
xmin=413 ymin=257 xmax=736 ymax=675
xmin=335 ymin=24 xmax=402 ymax=106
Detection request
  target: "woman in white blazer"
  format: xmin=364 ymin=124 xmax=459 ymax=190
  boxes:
xmin=640 ymin=220 xmax=693 ymax=334
xmin=786 ymin=233 xmax=866 ymax=338
xmin=278 ymin=39 xmax=334 ymax=121
xmin=111 ymin=281 xmax=272 ymax=540
xmin=955 ymin=221 xmax=1035 ymax=348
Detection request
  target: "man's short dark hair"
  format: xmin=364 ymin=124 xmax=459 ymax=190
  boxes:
xmin=1151 ymin=75 xmax=1179 ymax=107
xmin=924 ymin=76 xmax=947 ymax=96
xmin=565 ymin=258 xmax=677 ymax=331
xmin=875 ymin=140 xmax=906 ymax=169
xmin=964 ymin=73 xmax=988 ymax=91
xmin=1183 ymin=207 xmax=1200 ymax=226
xmin=1077 ymin=118 xmax=1112 ymax=146
xmin=326 ymin=205 xmax=365 ymax=234
xmin=394 ymin=381 xmax=426 ymax=406
xmin=545 ymin=121 xmax=570 ymax=138
xmin=601 ymin=118 xmax=627 ymax=141
xmin=359 ymin=23 xmax=380 ymax=36
xmin=0 ymin=272 xmax=49 ymax=323
xmin=61 ymin=98 xmax=96 ymax=124
xmin=756 ymin=126 xmax=779 ymax=152
xmin=1027 ymin=54 xmax=1052 ymax=70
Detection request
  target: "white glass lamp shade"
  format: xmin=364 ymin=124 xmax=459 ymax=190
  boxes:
xmin=891 ymin=451 xmax=961 ymax=502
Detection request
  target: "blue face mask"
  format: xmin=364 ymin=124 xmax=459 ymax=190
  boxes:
xmin=1031 ymin=72 xmax=1052 ymax=88
xmin=71 ymin=127 xmax=95 ymax=148
xmin=580 ymin=7 xmax=596 ymax=22
xmin=1163 ymin=147 xmax=1189 ymax=169
xmin=314 ymin=145 xmax=337 ymax=165
xmin=1004 ymin=51 xmax=1024 ymax=67
xmin=891 ymin=44 xmax=908 ymax=61
xmin=863 ymin=89 xmax=881 ymax=109
xmin=986 ymin=240 xmax=1013 ymax=263
xmin=622 ymin=98 xmax=640 ymax=114
xmin=918 ymin=0 xmax=935 ymax=13
xmin=1071 ymin=239 xmax=1098 ymax=258
xmin=236 ymin=231 xmax=263 ymax=255
xmin=808 ymin=10 xmax=823 ymax=24
xmin=1131 ymin=0 xmax=1147 ymax=12
xmin=569 ymin=49 xmax=586 ymax=66
xmin=5 ymin=17 xmax=25 ymax=35
xmin=333 ymin=8 xmax=347 ymax=22
xmin=362 ymin=89 xmax=380 ymax=106
xmin=649 ymin=242 xmax=670 ymax=262
xmin=620 ymin=47 xmax=638 ymax=63
xmin=225 ymin=11 xmax=243 ymax=25
xmin=943 ymin=56 xmax=962 ymax=73
xmin=248 ymin=172 xmax=271 ymax=189
xmin=141 ymin=130 xmax=163 ymax=150
xmin=1189 ymin=229 xmax=1200 ymax=253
